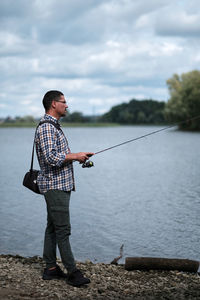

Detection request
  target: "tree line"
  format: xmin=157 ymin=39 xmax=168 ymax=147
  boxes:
xmin=99 ymin=99 xmax=166 ymax=124
xmin=61 ymin=100 xmax=166 ymax=125
xmin=101 ymin=70 xmax=200 ymax=130
xmin=64 ymin=70 xmax=200 ymax=130
xmin=1 ymin=70 xmax=200 ymax=130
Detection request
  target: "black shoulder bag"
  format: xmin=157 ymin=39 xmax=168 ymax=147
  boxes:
xmin=22 ymin=120 xmax=61 ymax=194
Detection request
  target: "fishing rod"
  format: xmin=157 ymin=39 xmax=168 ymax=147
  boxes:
xmin=82 ymin=115 xmax=200 ymax=168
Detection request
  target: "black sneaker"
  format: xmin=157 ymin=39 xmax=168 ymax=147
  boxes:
xmin=42 ymin=265 xmax=68 ymax=280
xmin=67 ymin=269 xmax=90 ymax=287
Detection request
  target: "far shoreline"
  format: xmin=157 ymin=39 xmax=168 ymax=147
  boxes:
xmin=0 ymin=122 xmax=172 ymax=128
xmin=0 ymin=122 xmax=119 ymax=128
xmin=1 ymin=122 xmax=199 ymax=132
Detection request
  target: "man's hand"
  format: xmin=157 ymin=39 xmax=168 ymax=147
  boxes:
xmin=65 ymin=152 xmax=94 ymax=163
xmin=74 ymin=152 xmax=94 ymax=163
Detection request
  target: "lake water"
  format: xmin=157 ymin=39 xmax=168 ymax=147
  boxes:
xmin=0 ymin=126 xmax=200 ymax=264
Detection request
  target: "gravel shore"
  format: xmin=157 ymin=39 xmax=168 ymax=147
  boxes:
xmin=0 ymin=254 xmax=200 ymax=299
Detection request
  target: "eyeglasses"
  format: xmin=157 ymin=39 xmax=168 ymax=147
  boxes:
xmin=56 ymin=100 xmax=67 ymax=104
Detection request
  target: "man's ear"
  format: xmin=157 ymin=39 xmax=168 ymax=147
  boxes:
xmin=52 ymin=100 xmax=57 ymax=109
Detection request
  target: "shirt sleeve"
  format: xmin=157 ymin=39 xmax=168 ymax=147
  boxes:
xmin=37 ymin=123 xmax=66 ymax=167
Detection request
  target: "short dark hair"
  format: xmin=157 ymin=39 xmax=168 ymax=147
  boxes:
xmin=42 ymin=90 xmax=64 ymax=112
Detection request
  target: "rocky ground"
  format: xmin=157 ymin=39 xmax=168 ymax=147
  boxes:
xmin=0 ymin=254 xmax=200 ymax=300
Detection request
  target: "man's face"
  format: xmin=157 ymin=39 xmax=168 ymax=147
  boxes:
xmin=54 ymin=95 xmax=68 ymax=117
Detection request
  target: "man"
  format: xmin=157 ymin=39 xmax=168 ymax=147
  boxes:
xmin=35 ymin=90 xmax=94 ymax=287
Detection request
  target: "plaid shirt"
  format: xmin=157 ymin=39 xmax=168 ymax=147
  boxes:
xmin=35 ymin=114 xmax=75 ymax=194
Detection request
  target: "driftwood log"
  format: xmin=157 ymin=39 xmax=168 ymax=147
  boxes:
xmin=125 ymin=257 xmax=199 ymax=273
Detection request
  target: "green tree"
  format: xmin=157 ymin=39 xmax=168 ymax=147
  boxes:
xmin=165 ymin=70 xmax=200 ymax=130
xmin=100 ymin=99 xmax=165 ymax=124
xmin=62 ymin=111 xmax=91 ymax=123
xmin=69 ymin=112 xmax=84 ymax=122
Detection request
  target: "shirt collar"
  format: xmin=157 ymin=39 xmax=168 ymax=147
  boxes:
xmin=44 ymin=114 xmax=59 ymax=124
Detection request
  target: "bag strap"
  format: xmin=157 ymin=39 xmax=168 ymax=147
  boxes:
xmin=39 ymin=120 xmax=61 ymax=130
xmin=30 ymin=120 xmax=61 ymax=172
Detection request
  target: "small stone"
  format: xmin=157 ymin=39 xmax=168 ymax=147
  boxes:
xmin=85 ymin=259 xmax=92 ymax=264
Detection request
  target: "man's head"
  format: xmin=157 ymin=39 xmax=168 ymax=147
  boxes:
xmin=43 ymin=90 xmax=68 ymax=119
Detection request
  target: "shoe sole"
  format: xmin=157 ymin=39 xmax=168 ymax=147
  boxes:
xmin=43 ymin=275 xmax=67 ymax=280
xmin=66 ymin=279 xmax=91 ymax=287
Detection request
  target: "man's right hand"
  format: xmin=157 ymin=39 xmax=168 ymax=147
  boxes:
xmin=65 ymin=152 xmax=94 ymax=163
xmin=75 ymin=152 xmax=94 ymax=163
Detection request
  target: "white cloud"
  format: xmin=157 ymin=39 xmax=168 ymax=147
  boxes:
xmin=149 ymin=42 xmax=183 ymax=57
xmin=89 ymin=98 xmax=104 ymax=106
xmin=29 ymin=106 xmax=43 ymax=116
xmin=0 ymin=31 xmax=29 ymax=56
xmin=194 ymin=54 xmax=200 ymax=62
xmin=155 ymin=4 xmax=200 ymax=36
xmin=135 ymin=14 xmax=152 ymax=29
xmin=20 ymin=100 xmax=32 ymax=105
xmin=0 ymin=103 xmax=7 ymax=108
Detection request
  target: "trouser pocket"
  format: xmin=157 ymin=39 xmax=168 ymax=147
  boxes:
xmin=44 ymin=190 xmax=71 ymax=233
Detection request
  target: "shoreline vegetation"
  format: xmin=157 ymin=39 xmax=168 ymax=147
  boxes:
xmin=0 ymin=122 xmax=120 ymax=128
xmin=1 ymin=122 xmax=200 ymax=131
xmin=1 ymin=97 xmax=200 ymax=130
xmin=0 ymin=99 xmax=169 ymax=128
xmin=1 ymin=254 xmax=200 ymax=300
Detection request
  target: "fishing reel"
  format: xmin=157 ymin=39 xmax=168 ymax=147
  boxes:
xmin=82 ymin=160 xmax=94 ymax=168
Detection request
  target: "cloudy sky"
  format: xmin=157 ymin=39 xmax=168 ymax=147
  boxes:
xmin=0 ymin=0 xmax=200 ymax=118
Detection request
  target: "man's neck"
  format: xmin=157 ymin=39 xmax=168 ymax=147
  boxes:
xmin=46 ymin=110 xmax=60 ymax=120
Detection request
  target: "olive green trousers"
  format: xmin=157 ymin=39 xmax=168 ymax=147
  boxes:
xmin=43 ymin=189 xmax=76 ymax=273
